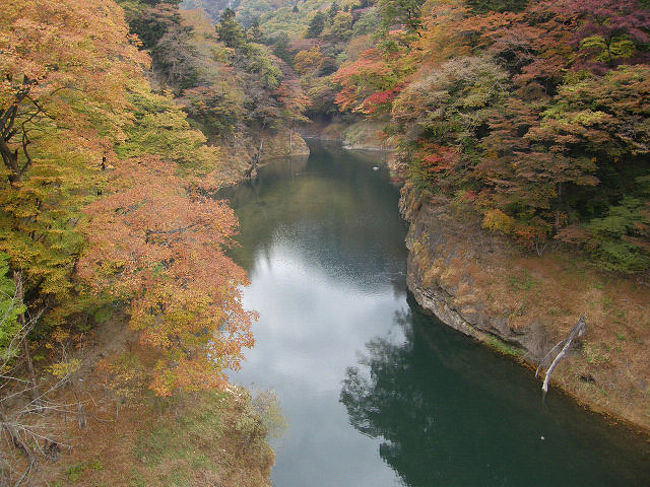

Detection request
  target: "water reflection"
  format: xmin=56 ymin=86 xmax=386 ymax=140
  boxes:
xmin=234 ymin=241 xmax=407 ymax=486
xmin=341 ymin=300 xmax=650 ymax=486
xmin=219 ymin=144 xmax=407 ymax=293
xmin=221 ymin=144 xmax=409 ymax=486
xmin=221 ymin=143 xmax=649 ymax=487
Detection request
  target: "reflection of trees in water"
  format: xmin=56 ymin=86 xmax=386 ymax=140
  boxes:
xmin=340 ymin=305 xmax=650 ymax=487
xmin=220 ymin=145 xmax=408 ymax=293
xmin=341 ymin=309 xmax=446 ymax=487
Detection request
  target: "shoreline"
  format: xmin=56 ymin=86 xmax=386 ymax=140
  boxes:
xmin=402 ymin=191 xmax=650 ymax=436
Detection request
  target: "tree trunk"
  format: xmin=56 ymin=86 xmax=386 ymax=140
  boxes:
xmin=0 ymin=405 xmax=32 ymax=459
xmin=247 ymin=136 xmax=264 ymax=180
xmin=255 ymin=137 xmax=264 ymax=175
xmin=0 ymin=137 xmax=20 ymax=182
xmin=13 ymin=272 xmax=39 ymax=403
xmin=554 ymin=182 xmax=563 ymax=233
xmin=536 ymin=315 xmax=587 ymax=395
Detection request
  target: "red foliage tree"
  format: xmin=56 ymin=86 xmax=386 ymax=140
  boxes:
xmin=333 ymin=48 xmax=403 ymax=114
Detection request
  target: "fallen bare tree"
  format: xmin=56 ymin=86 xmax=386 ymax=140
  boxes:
xmin=1 ymin=274 xmax=85 ymax=486
xmin=536 ymin=315 xmax=587 ymax=396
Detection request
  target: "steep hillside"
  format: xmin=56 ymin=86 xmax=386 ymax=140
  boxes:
xmin=1 ymin=1 xmax=299 ymax=483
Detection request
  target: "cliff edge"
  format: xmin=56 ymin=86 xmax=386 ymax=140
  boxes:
xmin=402 ymin=189 xmax=650 ymax=433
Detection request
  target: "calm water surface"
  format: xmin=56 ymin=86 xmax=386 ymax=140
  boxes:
xmin=220 ymin=143 xmax=649 ymax=487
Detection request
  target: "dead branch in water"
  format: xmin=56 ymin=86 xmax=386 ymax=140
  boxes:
xmin=536 ymin=315 xmax=587 ymax=396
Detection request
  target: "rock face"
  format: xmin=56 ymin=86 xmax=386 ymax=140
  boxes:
xmin=405 ymin=199 xmax=551 ymax=361
xmin=341 ymin=121 xmax=391 ymax=151
xmin=259 ymin=128 xmax=310 ymax=161
xmin=402 ymin=189 xmax=650 ymax=431
xmin=217 ymin=128 xmax=310 ymax=184
xmin=299 ymin=120 xmax=394 ymax=151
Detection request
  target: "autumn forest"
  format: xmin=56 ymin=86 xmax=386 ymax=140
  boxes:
xmin=1 ymin=0 xmax=649 ymax=485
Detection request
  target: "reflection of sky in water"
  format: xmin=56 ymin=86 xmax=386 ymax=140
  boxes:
xmin=219 ymin=146 xmax=409 ymax=295
xmin=233 ymin=239 xmax=407 ymax=487
xmin=225 ymin=144 xmax=650 ymax=487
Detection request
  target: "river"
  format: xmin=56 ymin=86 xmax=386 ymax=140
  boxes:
xmin=219 ymin=142 xmax=650 ymax=487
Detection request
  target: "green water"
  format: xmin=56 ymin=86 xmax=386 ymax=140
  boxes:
xmin=220 ymin=142 xmax=649 ymax=487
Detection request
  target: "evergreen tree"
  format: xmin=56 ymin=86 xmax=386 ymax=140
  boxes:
xmin=217 ymin=8 xmax=247 ymax=49
xmin=328 ymin=1 xmax=340 ymax=20
xmin=306 ymin=11 xmax=328 ymax=38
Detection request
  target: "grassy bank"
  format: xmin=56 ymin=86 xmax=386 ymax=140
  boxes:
xmin=40 ymin=389 xmax=275 ymax=487
xmin=1 ymin=312 xmax=278 ymax=487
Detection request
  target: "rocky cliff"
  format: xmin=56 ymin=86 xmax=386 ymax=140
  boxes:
xmin=401 ymin=188 xmax=650 ymax=432
xmin=259 ymin=127 xmax=310 ymax=161
xmin=216 ymin=128 xmax=310 ymax=184
xmin=300 ymin=120 xmax=393 ymax=151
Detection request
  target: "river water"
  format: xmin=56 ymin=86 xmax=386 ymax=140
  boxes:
xmin=220 ymin=143 xmax=649 ymax=487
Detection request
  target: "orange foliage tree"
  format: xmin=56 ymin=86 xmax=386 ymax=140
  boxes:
xmin=333 ymin=47 xmax=406 ymax=115
xmin=0 ymin=0 xmax=147 ymax=180
xmin=0 ymin=0 xmax=148 ymax=310
xmin=294 ymin=46 xmax=324 ymax=76
xmin=79 ymin=156 xmax=255 ymax=396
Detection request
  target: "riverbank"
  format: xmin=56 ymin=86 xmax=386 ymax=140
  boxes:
xmin=400 ymin=187 xmax=650 ymax=434
xmin=37 ymin=389 xmax=274 ymax=487
xmin=299 ymin=120 xmax=393 ymax=151
xmin=7 ymin=313 xmax=275 ymax=487
xmin=216 ymin=127 xmax=311 ymax=184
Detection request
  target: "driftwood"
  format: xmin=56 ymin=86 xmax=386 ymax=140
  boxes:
xmin=536 ymin=315 xmax=587 ymax=395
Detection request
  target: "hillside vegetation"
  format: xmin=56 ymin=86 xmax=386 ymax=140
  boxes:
xmin=1 ymin=0 xmax=300 ymax=483
xmin=182 ymin=0 xmax=650 ymax=273
xmin=249 ymin=0 xmax=650 ymax=273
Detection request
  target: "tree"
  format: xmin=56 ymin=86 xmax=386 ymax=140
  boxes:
xmin=0 ymin=254 xmax=22 ymax=363
xmin=294 ymin=47 xmax=325 ymax=75
xmin=114 ymin=83 xmax=223 ymax=171
xmin=465 ymin=0 xmax=528 ymax=14
xmin=0 ymin=6 xmax=149 ymax=478
xmin=306 ymin=11 xmax=328 ymax=38
xmin=325 ymin=12 xmax=355 ymax=41
xmin=0 ymin=0 xmax=147 ymax=314
xmin=333 ymin=48 xmax=408 ymax=114
xmin=328 ymin=1 xmax=340 ymax=21
xmin=153 ymin=22 xmax=201 ymax=89
xmin=558 ymin=196 xmax=650 ymax=273
xmin=275 ymin=74 xmax=310 ymax=127
xmin=117 ymin=0 xmax=183 ymax=51
xmin=377 ymin=0 xmax=425 ymax=34
xmin=217 ymin=8 xmax=247 ymax=49
xmin=79 ymin=155 xmax=255 ymax=396
xmin=391 ymin=56 xmax=510 ymax=190
xmin=238 ymin=44 xmax=283 ymax=91
xmin=270 ymin=32 xmax=292 ymax=64
xmin=475 ymin=64 xmax=649 ymax=250
xmin=248 ymin=18 xmax=265 ymax=43
xmin=557 ymin=0 xmax=650 ymax=68
xmin=0 ymin=0 xmax=146 ymax=185
xmin=184 ymin=84 xmax=247 ymax=138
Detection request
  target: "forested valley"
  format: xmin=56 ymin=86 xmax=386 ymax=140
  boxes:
xmin=1 ymin=0 xmax=648 ymax=485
